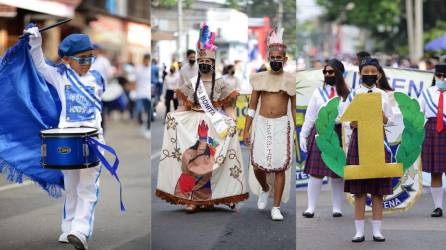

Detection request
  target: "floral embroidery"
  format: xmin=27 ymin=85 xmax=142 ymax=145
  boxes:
xmin=228 ymin=125 xmax=236 ymax=137
xmin=230 ymin=165 xmax=242 ymax=178
xmin=216 ymin=156 xmax=225 ymax=165
xmin=166 ymin=115 xmax=177 ymax=130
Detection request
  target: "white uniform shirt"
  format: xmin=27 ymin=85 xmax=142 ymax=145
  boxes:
xmin=29 ymin=43 xmax=104 ymax=132
xmin=134 ymin=64 xmax=150 ymax=99
xmin=164 ymin=73 xmax=180 ymax=91
xmin=419 ymin=85 xmax=446 ymax=120
xmin=341 ymin=84 xmax=394 ymax=126
xmin=301 ymin=84 xmax=339 ymax=138
xmin=179 ymin=63 xmax=198 ymax=86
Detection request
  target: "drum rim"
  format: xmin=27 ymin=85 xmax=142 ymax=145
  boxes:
xmin=40 ymin=127 xmax=99 ymax=137
xmin=41 ymin=160 xmax=100 ymax=170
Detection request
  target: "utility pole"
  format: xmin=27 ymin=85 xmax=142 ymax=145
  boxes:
xmin=177 ymin=0 xmax=183 ymax=61
xmin=406 ymin=0 xmax=423 ymax=62
xmin=414 ymin=0 xmax=423 ymax=61
xmin=277 ymin=0 xmax=283 ymax=31
xmin=405 ymin=0 xmax=415 ymax=61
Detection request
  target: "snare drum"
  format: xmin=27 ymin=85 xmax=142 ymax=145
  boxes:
xmin=41 ymin=127 xmax=100 ymax=170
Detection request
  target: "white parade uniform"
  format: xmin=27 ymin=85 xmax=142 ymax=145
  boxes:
xmin=29 ymin=31 xmax=104 ymax=239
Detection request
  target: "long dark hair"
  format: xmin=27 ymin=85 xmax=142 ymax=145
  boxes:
xmin=377 ymin=66 xmax=393 ymax=91
xmin=324 ymin=64 xmax=350 ymax=100
xmin=193 ymin=65 xmax=216 ymax=105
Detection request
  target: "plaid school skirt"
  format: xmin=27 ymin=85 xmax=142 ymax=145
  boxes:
xmin=422 ymin=117 xmax=446 ymax=173
xmin=344 ymin=129 xmax=393 ymax=195
xmin=303 ymin=125 xmax=342 ymax=178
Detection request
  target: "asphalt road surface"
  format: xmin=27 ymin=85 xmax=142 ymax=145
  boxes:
xmin=0 ymin=120 xmax=150 ymax=250
xmin=297 ymin=185 xmax=446 ymax=250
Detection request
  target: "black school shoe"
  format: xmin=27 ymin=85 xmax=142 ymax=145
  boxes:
xmin=332 ymin=212 xmax=343 ymax=217
xmin=352 ymin=236 xmax=365 ymax=243
xmin=373 ymin=235 xmax=386 ymax=242
xmin=431 ymin=208 xmax=443 ymax=217
xmin=302 ymin=211 xmax=314 ymax=218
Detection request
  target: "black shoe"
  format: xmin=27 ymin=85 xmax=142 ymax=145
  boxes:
xmin=352 ymin=236 xmax=365 ymax=243
xmin=332 ymin=212 xmax=343 ymax=217
xmin=431 ymin=208 xmax=443 ymax=217
xmin=373 ymin=235 xmax=386 ymax=242
xmin=302 ymin=211 xmax=314 ymax=218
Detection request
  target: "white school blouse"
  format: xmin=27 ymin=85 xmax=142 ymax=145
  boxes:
xmin=301 ymin=84 xmax=340 ymax=138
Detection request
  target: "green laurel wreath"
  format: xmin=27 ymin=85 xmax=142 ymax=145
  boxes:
xmin=394 ymin=92 xmax=425 ymax=172
xmin=315 ymin=97 xmax=346 ymax=177
xmin=315 ymin=93 xmax=425 ymax=177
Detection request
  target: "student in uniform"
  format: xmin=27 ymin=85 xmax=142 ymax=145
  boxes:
xmin=343 ymin=57 xmax=393 ymax=243
xmin=419 ymin=63 xmax=446 ymax=217
xmin=300 ymin=59 xmax=350 ymax=218
xmin=26 ymin=24 xmax=105 ymax=250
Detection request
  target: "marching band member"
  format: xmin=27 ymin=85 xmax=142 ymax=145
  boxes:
xmin=244 ymin=28 xmax=296 ymax=221
xmin=301 ymin=59 xmax=350 ymax=218
xmin=26 ymin=24 xmax=106 ymax=250
xmin=419 ymin=63 xmax=446 ymax=218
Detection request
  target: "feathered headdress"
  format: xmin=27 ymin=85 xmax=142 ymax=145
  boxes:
xmin=267 ymin=27 xmax=286 ymax=54
xmin=197 ymin=23 xmax=217 ymax=60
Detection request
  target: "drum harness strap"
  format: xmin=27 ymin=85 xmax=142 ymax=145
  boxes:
xmin=87 ymin=137 xmax=125 ymax=212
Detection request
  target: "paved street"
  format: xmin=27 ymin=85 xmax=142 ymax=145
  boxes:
xmin=150 ymin=107 xmax=296 ymax=250
xmin=297 ymin=186 xmax=446 ymax=250
xmin=0 ymin=120 xmax=150 ymax=250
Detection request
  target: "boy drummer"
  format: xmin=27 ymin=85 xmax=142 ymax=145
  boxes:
xmin=243 ymin=28 xmax=296 ymax=220
xmin=25 ymin=24 xmax=105 ymax=250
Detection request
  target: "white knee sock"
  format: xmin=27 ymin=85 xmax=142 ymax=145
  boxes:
xmin=354 ymin=220 xmax=364 ymax=238
xmin=431 ymin=187 xmax=444 ymax=209
xmin=372 ymin=220 xmax=383 ymax=237
xmin=330 ymin=178 xmax=344 ymax=213
xmin=305 ymin=176 xmax=323 ymax=213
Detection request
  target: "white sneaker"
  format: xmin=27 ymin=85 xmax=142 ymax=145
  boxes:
xmin=58 ymin=233 xmax=69 ymax=243
xmin=67 ymin=231 xmax=88 ymax=250
xmin=271 ymin=207 xmax=284 ymax=221
xmin=257 ymin=190 xmax=269 ymax=210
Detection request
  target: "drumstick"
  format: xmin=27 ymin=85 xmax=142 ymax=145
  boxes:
xmin=19 ymin=18 xmax=72 ymax=39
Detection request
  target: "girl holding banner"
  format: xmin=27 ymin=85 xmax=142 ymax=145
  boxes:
xmin=419 ymin=63 xmax=446 ymax=218
xmin=155 ymin=23 xmax=248 ymax=213
xmin=301 ymin=59 xmax=350 ymax=218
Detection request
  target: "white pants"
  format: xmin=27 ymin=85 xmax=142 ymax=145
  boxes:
xmin=61 ymin=165 xmax=101 ymax=238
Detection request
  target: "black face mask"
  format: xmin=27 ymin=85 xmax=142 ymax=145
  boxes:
xmin=362 ymin=75 xmax=378 ymax=86
xmin=229 ymin=70 xmax=235 ymax=76
xmin=199 ymin=63 xmax=212 ymax=74
xmin=170 ymin=70 xmax=175 ymax=74
xmin=270 ymin=61 xmax=283 ymax=72
xmin=324 ymin=76 xmax=336 ymax=86
xmin=189 ymin=59 xmax=195 ymax=65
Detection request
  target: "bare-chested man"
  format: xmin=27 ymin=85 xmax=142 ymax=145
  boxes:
xmin=243 ymin=28 xmax=296 ymax=220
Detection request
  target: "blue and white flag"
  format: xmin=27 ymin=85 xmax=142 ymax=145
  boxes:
xmin=0 ymin=37 xmax=63 ymax=197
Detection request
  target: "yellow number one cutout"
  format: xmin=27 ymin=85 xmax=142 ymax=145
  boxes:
xmin=340 ymin=93 xmax=403 ymax=180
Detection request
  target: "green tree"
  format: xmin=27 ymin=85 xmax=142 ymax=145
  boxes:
xmin=315 ymin=0 xmax=402 ymax=53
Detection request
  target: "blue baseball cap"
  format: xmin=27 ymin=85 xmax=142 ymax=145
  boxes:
xmin=58 ymin=34 xmax=94 ymax=58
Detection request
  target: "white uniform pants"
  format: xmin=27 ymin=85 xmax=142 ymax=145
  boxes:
xmin=61 ymin=165 xmax=101 ymax=238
